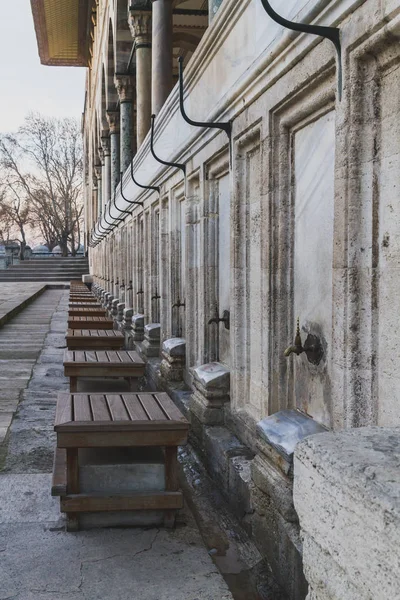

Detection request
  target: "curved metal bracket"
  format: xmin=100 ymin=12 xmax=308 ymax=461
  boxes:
xmin=178 ymin=57 xmax=232 ymax=139
xmin=121 ymin=171 xmax=145 ymax=207
xmin=260 ymin=0 xmax=342 ymax=100
xmin=130 ymin=161 xmax=160 ymax=195
xmin=109 ymin=192 xmax=129 ymax=222
xmin=151 ymin=114 xmax=186 ymax=175
xmin=103 ymin=207 xmax=118 ymax=229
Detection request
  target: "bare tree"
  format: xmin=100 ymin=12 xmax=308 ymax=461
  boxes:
xmin=0 ymin=113 xmax=83 ymax=257
xmin=0 ymin=179 xmax=31 ymax=260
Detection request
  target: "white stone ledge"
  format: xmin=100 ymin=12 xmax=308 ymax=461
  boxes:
xmin=294 ymin=427 xmax=400 ymax=600
xmin=97 ymin=0 xmax=366 ymax=235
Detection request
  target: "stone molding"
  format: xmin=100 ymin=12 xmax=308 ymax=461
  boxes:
xmin=106 ymin=111 xmax=120 ymax=134
xmin=129 ymin=12 xmax=152 ymax=45
xmin=114 ymin=75 xmax=135 ymax=103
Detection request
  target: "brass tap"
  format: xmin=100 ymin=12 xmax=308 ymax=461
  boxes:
xmin=284 ymin=318 xmax=304 ymax=357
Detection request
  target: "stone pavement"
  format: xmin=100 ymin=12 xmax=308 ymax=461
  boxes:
xmin=0 ymin=282 xmax=46 ymax=327
xmin=0 ymin=289 xmax=65 ymax=446
xmin=0 ymin=289 xmax=234 ymax=600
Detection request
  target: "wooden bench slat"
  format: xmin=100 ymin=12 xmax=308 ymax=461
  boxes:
xmin=64 ymin=351 xmax=74 ymax=363
xmin=105 ymin=350 xmax=121 ymax=363
xmin=106 ymin=394 xmax=129 ymax=421
xmin=116 ymin=351 xmax=133 ymax=363
xmin=75 ymin=351 xmax=86 ymax=363
xmin=127 ymin=351 xmax=142 ymax=363
xmin=122 ymin=394 xmax=149 ymax=421
xmin=90 ymin=394 xmax=111 ymax=421
xmin=74 ymin=394 xmax=92 ymax=421
xmin=55 ymin=392 xmax=72 ymax=426
xmin=95 ymin=351 xmax=109 ymax=362
xmin=154 ymin=392 xmax=187 ymax=422
xmin=84 ymin=351 xmax=98 ymax=363
xmin=139 ymin=394 xmax=168 ymax=421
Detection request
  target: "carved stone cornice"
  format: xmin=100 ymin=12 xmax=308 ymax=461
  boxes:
xmin=106 ymin=110 xmax=120 ymax=134
xmin=114 ymin=75 xmax=135 ymax=103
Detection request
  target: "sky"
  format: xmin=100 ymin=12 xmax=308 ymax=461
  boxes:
xmin=0 ymin=0 xmax=86 ymax=132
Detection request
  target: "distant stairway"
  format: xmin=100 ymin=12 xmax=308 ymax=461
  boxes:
xmin=0 ymin=258 xmax=89 ymax=282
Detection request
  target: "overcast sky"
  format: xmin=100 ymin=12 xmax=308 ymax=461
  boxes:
xmin=0 ymin=0 xmax=86 ymax=133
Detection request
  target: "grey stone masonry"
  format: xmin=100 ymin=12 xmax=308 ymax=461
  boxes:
xmin=132 ymin=313 xmax=145 ymax=342
xmin=142 ymin=323 xmax=161 ymax=357
xmin=294 ymin=427 xmax=400 ymax=600
xmin=190 ymin=362 xmax=230 ymax=426
xmin=160 ymin=337 xmax=186 ymax=382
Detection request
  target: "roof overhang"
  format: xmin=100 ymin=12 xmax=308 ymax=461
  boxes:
xmin=30 ymin=0 xmax=93 ymax=66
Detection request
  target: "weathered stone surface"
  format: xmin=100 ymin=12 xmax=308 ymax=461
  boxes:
xmin=162 ymin=337 xmax=186 ymax=357
xmin=194 ymin=362 xmax=230 ymax=390
xmin=294 ymin=427 xmax=400 ymax=600
xmin=143 ymin=323 xmax=161 ymax=357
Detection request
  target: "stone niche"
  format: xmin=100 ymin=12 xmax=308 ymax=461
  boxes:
xmin=250 ymin=410 xmax=327 ymax=600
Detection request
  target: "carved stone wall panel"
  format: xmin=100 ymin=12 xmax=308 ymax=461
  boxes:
xmin=335 ymin=24 xmax=400 ymax=429
xmin=269 ymin=67 xmax=336 ymax=426
xmin=232 ymin=124 xmax=266 ymax=421
xmin=204 ymin=149 xmax=230 ymax=366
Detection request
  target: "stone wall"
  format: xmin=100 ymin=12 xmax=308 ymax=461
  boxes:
xmin=294 ymin=427 xmax=400 ymax=600
xmin=86 ymin=0 xmax=400 ymax=597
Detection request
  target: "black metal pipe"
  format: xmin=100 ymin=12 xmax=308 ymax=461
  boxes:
xmin=150 ymin=114 xmax=186 ymax=174
xmin=178 ymin=57 xmax=231 ymax=140
xmin=130 ymin=160 xmax=160 ymax=194
xmin=260 ymin=0 xmax=342 ymax=99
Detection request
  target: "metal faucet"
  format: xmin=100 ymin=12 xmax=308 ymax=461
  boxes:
xmin=208 ymin=309 xmax=230 ymax=330
xmin=284 ymin=318 xmax=324 ymax=365
xmin=284 ymin=318 xmax=304 ymax=357
xmin=172 ymin=298 xmax=185 ymax=309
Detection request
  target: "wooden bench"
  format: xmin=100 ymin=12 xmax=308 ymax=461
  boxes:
xmin=68 ymin=316 xmax=114 ymax=330
xmin=69 ymin=294 xmax=97 ymax=301
xmin=63 ymin=349 xmax=145 ymax=392
xmin=52 ymin=391 xmax=189 ymax=530
xmin=66 ymin=329 xmax=124 ymax=350
xmin=68 ymin=306 xmax=107 ymax=317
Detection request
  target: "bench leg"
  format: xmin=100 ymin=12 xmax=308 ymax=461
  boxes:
xmin=129 ymin=377 xmax=138 ymax=392
xmin=66 ymin=448 xmax=79 ymax=531
xmin=70 ymin=376 xmax=78 ymax=393
xmin=164 ymin=446 xmax=179 ymax=528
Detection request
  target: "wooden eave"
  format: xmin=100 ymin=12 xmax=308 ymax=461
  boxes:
xmin=30 ymin=0 xmax=93 ymax=66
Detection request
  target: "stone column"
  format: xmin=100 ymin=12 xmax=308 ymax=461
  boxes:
xmin=101 ymin=132 xmax=111 ymax=209
xmin=129 ymin=8 xmax=152 ymax=147
xmin=115 ymin=75 xmax=135 ymax=174
xmin=94 ymin=163 xmax=102 ymax=218
xmin=92 ymin=173 xmax=98 ymax=227
xmin=106 ymin=111 xmax=120 ymax=193
xmin=151 ymin=0 xmax=173 ymax=115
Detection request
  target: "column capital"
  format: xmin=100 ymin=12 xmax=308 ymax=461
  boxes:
xmin=94 ymin=164 xmax=102 ymax=180
xmin=106 ymin=110 xmax=120 ymax=134
xmin=128 ymin=11 xmax=152 ymax=46
xmin=100 ymin=131 xmax=111 ymax=156
xmin=114 ymin=75 xmax=134 ymax=103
